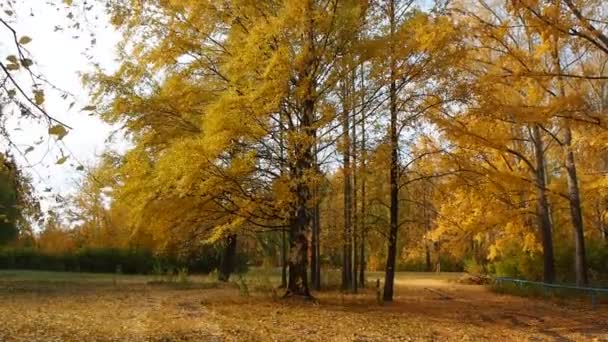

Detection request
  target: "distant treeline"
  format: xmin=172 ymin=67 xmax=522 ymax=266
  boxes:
xmin=0 ymin=247 xmax=248 ymax=275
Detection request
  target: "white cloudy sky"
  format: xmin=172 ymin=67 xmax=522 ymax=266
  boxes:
xmin=0 ymin=1 xmax=121 ymax=212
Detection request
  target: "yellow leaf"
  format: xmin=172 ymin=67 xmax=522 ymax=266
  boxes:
xmin=19 ymin=36 xmax=32 ymax=45
xmin=48 ymin=125 xmax=69 ymax=140
xmin=56 ymin=156 xmax=69 ymax=165
xmin=34 ymin=89 xmax=44 ymax=105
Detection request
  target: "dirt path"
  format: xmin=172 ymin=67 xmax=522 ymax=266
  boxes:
xmin=0 ymin=275 xmax=606 ymax=341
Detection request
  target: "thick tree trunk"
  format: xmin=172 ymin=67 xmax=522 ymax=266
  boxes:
xmin=218 ymin=234 xmax=237 ymax=282
xmin=285 ymin=99 xmax=315 ymax=298
xmin=286 ymin=229 xmax=311 ymax=297
xmin=531 ymin=125 xmax=556 ymax=283
xmin=383 ymin=0 xmax=399 ymax=302
xmin=564 ymin=126 xmax=589 ymax=286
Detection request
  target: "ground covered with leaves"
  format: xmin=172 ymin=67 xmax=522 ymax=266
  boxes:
xmin=0 ymin=271 xmax=606 ymax=341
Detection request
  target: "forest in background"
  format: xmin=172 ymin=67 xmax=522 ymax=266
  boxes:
xmin=1 ymin=0 xmax=608 ymax=302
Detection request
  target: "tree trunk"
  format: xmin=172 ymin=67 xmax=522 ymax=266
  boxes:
xmin=423 ymin=184 xmax=432 ymax=272
xmin=287 ymin=229 xmax=310 ymax=297
xmin=531 ymin=125 xmax=556 ymax=283
xmin=285 ymin=98 xmax=314 ymax=298
xmin=358 ymin=64 xmax=367 ymax=288
xmin=312 ymin=198 xmax=321 ymax=290
xmin=281 ymin=228 xmax=287 ymax=288
xmin=342 ymin=78 xmax=353 ymax=291
xmin=553 ymin=40 xmax=589 ymax=286
xmin=218 ymin=234 xmax=237 ymax=282
xmin=311 ymin=143 xmax=321 ymax=291
xmin=383 ymin=0 xmax=399 ymax=302
xmin=564 ymin=126 xmax=589 ymax=286
xmin=601 ymin=201 xmax=607 ymax=241
xmin=351 ymin=75 xmax=358 ymax=292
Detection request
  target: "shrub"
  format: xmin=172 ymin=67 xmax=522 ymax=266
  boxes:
xmin=463 ymin=258 xmax=485 ymax=275
xmin=0 ymin=244 xmax=249 ymax=277
xmin=488 ymin=239 xmax=608 ymax=286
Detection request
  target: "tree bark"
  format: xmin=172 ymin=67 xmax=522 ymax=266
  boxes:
xmin=359 ymin=69 xmax=367 ymax=287
xmin=311 ymin=143 xmax=321 ymax=291
xmin=281 ymin=228 xmax=287 ymax=288
xmin=423 ymin=183 xmax=432 ymax=272
xmin=553 ymin=42 xmax=589 ymax=286
xmin=342 ymin=82 xmax=353 ymax=291
xmin=285 ymin=98 xmax=314 ymax=298
xmin=218 ymin=234 xmax=237 ymax=282
xmin=352 ymin=74 xmax=358 ymax=292
xmin=383 ymin=0 xmax=399 ymax=302
xmin=531 ymin=125 xmax=556 ymax=283
xmin=312 ymin=198 xmax=321 ymax=290
xmin=564 ymin=126 xmax=589 ymax=286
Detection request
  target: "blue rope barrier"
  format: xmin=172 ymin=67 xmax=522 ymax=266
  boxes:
xmin=492 ymin=277 xmax=608 ymax=310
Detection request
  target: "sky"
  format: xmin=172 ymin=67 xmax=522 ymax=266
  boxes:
xmin=0 ymin=1 xmax=121 ymax=215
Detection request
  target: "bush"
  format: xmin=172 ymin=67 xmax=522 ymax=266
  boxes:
xmin=396 ymin=255 xmax=464 ymax=272
xmin=463 ymin=258 xmax=485 ymax=275
xmin=488 ymin=239 xmax=608 ymax=286
xmin=0 ymin=245 xmax=250 ymax=276
xmin=0 ymin=248 xmax=155 ymax=274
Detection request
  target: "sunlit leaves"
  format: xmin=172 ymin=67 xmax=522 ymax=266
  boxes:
xmin=56 ymin=156 xmax=68 ymax=165
xmin=5 ymin=63 xmax=19 ymax=71
xmin=33 ymin=89 xmax=44 ymax=105
xmin=48 ymin=124 xmax=69 ymax=140
xmin=18 ymin=36 xmax=32 ymax=45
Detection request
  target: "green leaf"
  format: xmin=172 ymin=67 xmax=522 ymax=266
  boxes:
xmin=48 ymin=124 xmax=68 ymax=140
xmin=4 ymin=10 xmax=13 ymax=16
xmin=7 ymin=89 xmax=16 ymax=98
xmin=56 ymin=156 xmax=68 ymax=165
xmin=6 ymin=63 xmax=20 ymax=71
xmin=81 ymin=105 xmax=96 ymax=111
xmin=76 ymin=165 xmax=84 ymax=171
xmin=63 ymin=0 xmax=73 ymax=5
xmin=18 ymin=36 xmax=32 ymax=45
xmin=6 ymin=55 xmax=17 ymax=63
xmin=24 ymin=146 xmax=34 ymax=155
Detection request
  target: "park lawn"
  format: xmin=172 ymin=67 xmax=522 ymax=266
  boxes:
xmin=0 ymin=270 xmax=607 ymax=341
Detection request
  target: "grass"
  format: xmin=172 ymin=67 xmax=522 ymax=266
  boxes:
xmin=1 ymin=269 xmax=607 ymax=341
